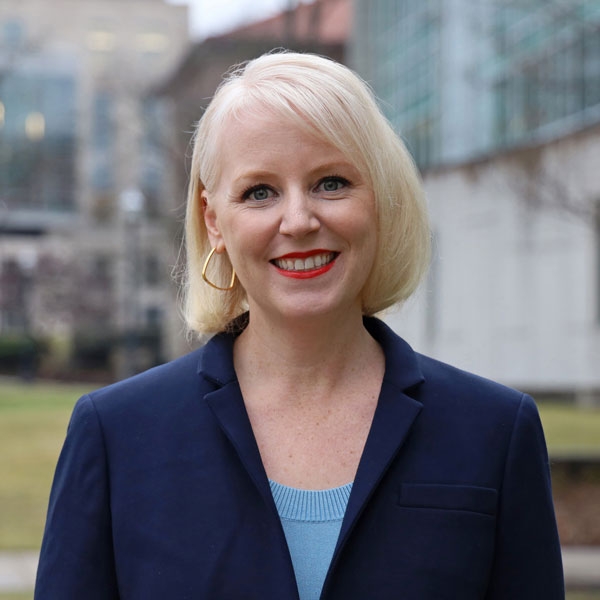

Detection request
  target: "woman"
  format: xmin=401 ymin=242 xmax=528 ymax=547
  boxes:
xmin=35 ymin=52 xmax=564 ymax=599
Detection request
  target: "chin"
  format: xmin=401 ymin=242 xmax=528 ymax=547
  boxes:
xmin=269 ymin=296 xmax=362 ymax=323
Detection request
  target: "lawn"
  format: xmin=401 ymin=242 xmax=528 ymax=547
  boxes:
xmin=538 ymin=403 xmax=600 ymax=452
xmin=0 ymin=380 xmax=92 ymax=549
xmin=1 ymin=380 xmax=599 ymax=551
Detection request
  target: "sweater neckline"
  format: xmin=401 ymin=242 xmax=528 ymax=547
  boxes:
xmin=269 ymin=479 xmax=353 ymax=522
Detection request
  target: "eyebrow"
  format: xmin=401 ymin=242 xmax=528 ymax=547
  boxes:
xmin=232 ymin=161 xmax=360 ymax=185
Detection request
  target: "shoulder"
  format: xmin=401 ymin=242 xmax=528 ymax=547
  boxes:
xmin=64 ymin=332 xmax=238 ymax=459
xmin=408 ymin=352 xmax=545 ymax=467
xmin=79 ymin=329 xmax=236 ymax=423
xmin=370 ymin=317 xmax=524 ymax=401
xmin=87 ymin=347 xmax=204 ymax=407
xmin=369 ymin=317 xmax=529 ymax=424
xmin=416 ymin=352 xmax=524 ymax=406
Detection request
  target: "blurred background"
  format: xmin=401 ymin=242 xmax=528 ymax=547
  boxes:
xmin=0 ymin=0 xmax=599 ymax=597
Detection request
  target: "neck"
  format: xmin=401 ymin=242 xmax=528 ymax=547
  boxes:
xmin=234 ymin=308 xmax=381 ymax=401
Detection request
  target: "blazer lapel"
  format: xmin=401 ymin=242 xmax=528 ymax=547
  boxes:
xmin=198 ymin=318 xmax=424 ymax=599
xmin=335 ymin=383 xmax=422 ymax=550
xmin=198 ymin=330 xmax=300 ymax=598
xmin=198 ymin=330 xmax=277 ymax=514
xmin=204 ymin=381 xmax=277 ymax=512
xmin=333 ymin=318 xmax=425 ymax=558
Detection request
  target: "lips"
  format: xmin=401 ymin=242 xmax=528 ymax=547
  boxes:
xmin=272 ymin=251 xmax=336 ymax=272
xmin=271 ymin=250 xmax=338 ymax=279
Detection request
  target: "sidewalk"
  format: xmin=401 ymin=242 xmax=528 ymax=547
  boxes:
xmin=0 ymin=551 xmax=38 ymax=592
xmin=1 ymin=547 xmax=599 ymax=593
xmin=563 ymin=546 xmax=600 ymax=589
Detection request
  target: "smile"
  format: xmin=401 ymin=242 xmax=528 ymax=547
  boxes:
xmin=273 ymin=252 xmax=336 ymax=272
xmin=271 ymin=251 xmax=338 ymax=279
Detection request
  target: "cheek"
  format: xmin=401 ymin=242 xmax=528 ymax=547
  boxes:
xmin=218 ymin=215 xmax=262 ymax=265
xmin=351 ymin=206 xmax=378 ymax=249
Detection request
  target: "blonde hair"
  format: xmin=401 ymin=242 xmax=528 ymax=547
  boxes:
xmin=183 ymin=51 xmax=430 ymax=335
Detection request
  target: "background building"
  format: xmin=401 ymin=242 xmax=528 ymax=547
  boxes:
xmin=353 ymin=0 xmax=600 ymax=168
xmin=385 ymin=125 xmax=599 ymax=404
xmin=352 ymin=0 xmax=600 ymax=402
xmin=0 ymin=0 xmax=189 ymax=378
xmin=0 ymin=0 xmax=353 ymax=377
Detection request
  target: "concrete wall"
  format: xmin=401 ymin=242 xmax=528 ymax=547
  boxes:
xmin=385 ymin=124 xmax=600 ymax=400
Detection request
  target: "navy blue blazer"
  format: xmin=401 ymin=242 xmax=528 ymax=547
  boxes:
xmin=35 ymin=318 xmax=564 ymax=599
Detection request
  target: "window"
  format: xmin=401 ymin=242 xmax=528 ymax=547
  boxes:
xmin=135 ymin=32 xmax=169 ymax=54
xmin=91 ymin=192 xmax=116 ymax=223
xmin=491 ymin=0 xmax=599 ymax=146
xmin=0 ymin=70 xmax=76 ymax=212
xmin=86 ymin=30 xmax=116 ymax=52
xmin=144 ymin=255 xmax=161 ymax=287
xmin=92 ymin=255 xmax=113 ymax=284
xmin=145 ymin=307 xmax=163 ymax=329
xmin=92 ymin=91 xmax=114 ymax=151
xmin=139 ymin=99 xmax=165 ymax=219
xmin=91 ymin=91 xmax=115 ymax=196
xmin=2 ymin=20 xmax=24 ymax=49
xmin=584 ymin=25 xmax=600 ymax=108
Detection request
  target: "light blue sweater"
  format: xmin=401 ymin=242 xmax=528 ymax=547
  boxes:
xmin=269 ymin=480 xmax=352 ymax=600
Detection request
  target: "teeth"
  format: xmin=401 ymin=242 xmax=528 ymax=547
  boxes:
xmin=274 ymin=253 xmax=335 ymax=272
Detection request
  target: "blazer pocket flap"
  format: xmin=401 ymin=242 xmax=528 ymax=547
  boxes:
xmin=397 ymin=483 xmax=497 ymax=516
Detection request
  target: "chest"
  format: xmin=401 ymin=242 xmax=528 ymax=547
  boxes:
xmin=242 ymin=379 xmax=381 ymax=489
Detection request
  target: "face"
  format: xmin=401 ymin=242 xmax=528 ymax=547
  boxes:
xmin=202 ymin=110 xmax=378 ymax=324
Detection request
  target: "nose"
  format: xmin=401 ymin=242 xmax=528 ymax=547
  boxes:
xmin=278 ymin=192 xmax=320 ymax=238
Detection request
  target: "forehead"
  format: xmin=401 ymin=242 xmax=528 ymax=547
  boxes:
xmin=203 ymin=97 xmax=372 ymax=193
xmin=213 ymin=109 xmax=348 ymax=171
xmin=230 ymin=102 xmax=367 ymax=154
xmin=220 ymin=105 xmax=322 ymax=145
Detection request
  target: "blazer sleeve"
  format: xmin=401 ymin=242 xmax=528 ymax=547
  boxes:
xmin=485 ymin=394 xmax=564 ymax=599
xmin=35 ymin=395 xmax=119 ymax=599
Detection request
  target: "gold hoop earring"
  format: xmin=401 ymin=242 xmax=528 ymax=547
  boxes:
xmin=202 ymin=248 xmax=236 ymax=291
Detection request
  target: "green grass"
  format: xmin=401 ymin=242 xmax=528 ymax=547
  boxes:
xmin=0 ymin=380 xmax=92 ymax=549
xmin=0 ymin=380 xmax=599 ymax=551
xmin=538 ymin=403 xmax=600 ymax=453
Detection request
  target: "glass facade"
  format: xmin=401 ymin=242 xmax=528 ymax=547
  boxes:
xmin=353 ymin=0 xmax=600 ymax=168
xmin=490 ymin=0 xmax=600 ymax=147
xmin=354 ymin=0 xmax=442 ymax=166
xmin=139 ymin=97 xmax=166 ymax=220
xmin=91 ymin=90 xmax=115 ymax=190
xmin=0 ymin=69 xmax=76 ymax=212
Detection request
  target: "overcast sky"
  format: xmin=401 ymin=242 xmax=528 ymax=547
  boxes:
xmin=167 ymin=0 xmax=301 ymax=40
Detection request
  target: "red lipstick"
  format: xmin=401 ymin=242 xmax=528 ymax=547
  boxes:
xmin=271 ymin=250 xmax=338 ymax=279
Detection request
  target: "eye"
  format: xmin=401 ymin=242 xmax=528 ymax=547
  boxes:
xmin=316 ymin=176 xmax=350 ymax=193
xmin=242 ymin=185 xmax=275 ymax=202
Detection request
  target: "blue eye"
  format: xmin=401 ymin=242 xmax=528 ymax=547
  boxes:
xmin=318 ymin=177 xmax=349 ymax=192
xmin=243 ymin=185 xmax=274 ymax=202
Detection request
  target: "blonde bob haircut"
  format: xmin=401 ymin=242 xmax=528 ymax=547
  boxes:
xmin=183 ymin=50 xmax=430 ymax=335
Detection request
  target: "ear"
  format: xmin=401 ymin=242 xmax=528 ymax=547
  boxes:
xmin=201 ymin=190 xmax=225 ymax=253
